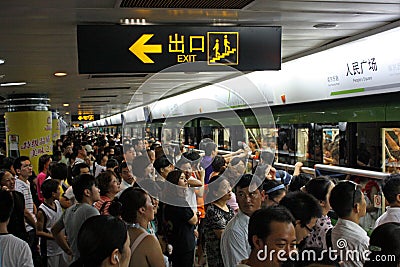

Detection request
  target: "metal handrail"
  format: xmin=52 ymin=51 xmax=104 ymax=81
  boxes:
xmin=274 ymin=162 xmax=316 ymax=176
xmin=314 ymin=164 xmax=390 ymax=180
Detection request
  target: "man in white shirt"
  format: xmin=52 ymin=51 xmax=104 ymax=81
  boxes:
xmin=13 ymin=156 xmax=40 ymax=265
xmin=0 ymin=190 xmax=33 ymax=267
xmin=221 ymin=174 xmax=265 ymax=267
xmin=375 ymin=175 xmax=400 ymax=228
xmin=237 ymin=207 xmax=296 ymax=267
xmin=116 ymin=161 xmax=135 ymax=198
xmin=330 ymin=181 xmax=369 ymax=267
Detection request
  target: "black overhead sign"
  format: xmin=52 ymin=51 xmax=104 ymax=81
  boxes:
xmin=71 ymin=114 xmax=100 ymax=122
xmin=77 ymin=25 xmax=281 ymax=73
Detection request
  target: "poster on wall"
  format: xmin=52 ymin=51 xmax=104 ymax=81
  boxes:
xmin=5 ymin=111 xmax=52 ymax=172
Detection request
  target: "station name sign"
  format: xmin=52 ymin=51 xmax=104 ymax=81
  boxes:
xmin=71 ymin=114 xmax=100 ymax=122
xmin=77 ymin=25 xmax=281 ymax=73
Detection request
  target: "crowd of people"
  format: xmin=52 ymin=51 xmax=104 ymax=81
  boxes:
xmin=0 ymin=131 xmax=399 ymax=267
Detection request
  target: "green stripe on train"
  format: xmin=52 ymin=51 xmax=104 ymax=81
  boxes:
xmin=330 ymin=88 xmax=364 ymax=96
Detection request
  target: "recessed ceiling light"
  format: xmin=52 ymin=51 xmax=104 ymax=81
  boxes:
xmin=54 ymin=72 xmax=67 ymax=77
xmin=313 ymin=23 xmax=337 ymax=29
xmin=0 ymin=82 xmax=26 ymax=87
xmin=65 ymin=112 xmax=70 ymax=115
xmin=0 ymin=59 xmax=4 ymax=64
xmin=63 ymin=103 xmax=70 ymax=107
xmin=120 ymin=18 xmax=147 ymax=25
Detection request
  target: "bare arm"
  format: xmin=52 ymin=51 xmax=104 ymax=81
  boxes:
xmin=51 ymin=217 xmax=72 ymax=256
xmin=36 ymin=210 xmax=53 ymax=239
xmin=213 ymin=229 xmax=224 ymax=239
xmin=145 ymin=235 xmax=167 ymax=267
xmin=293 ymin=162 xmax=303 ymax=176
xmin=24 ymin=208 xmax=36 ymax=228
xmin=188 ymin=214 xmax=198 ymax=225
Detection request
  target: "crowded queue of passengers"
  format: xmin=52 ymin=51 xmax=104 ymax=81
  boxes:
xmin=0 ymin=131 xmax=399 ymax=267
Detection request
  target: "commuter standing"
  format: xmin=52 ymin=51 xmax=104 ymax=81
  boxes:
xmin=36 ymin=179 xmax=68 ymax=267
xmin=220 ymin=174 xmax=265 ymax=267
xmin=329 ymin=181 xmax=368 ymax=267
xmin=237 ymin=207 xmax=297 ymax=267
xmin=374 ymin=174 xmax=400 ymax=227
xmin=0 ymin=190 xmax=34 ymax=266
xmin=52 ymin=174 xmax=100 ymax=262
xmin=14 ymin=156 xmax=41 ymax=266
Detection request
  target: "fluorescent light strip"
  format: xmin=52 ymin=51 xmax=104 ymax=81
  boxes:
xmin=0 ymin=82 xmax=26 ymax=87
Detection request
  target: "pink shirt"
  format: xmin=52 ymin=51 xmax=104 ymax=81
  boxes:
xmin=36 ymin=172 xmax=47 ymax=204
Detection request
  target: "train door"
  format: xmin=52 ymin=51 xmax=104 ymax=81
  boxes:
xmin=382 ymin=128 xmax=400 ymax=173
xmin=318 ymin=123 xmax=347 ymax=166
xmin=277 ymin=125 xmax=295 ymax=164
xmin=296 ymin=126 xmax=309 ymax=162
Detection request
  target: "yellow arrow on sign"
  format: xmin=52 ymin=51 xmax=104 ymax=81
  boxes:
xmin=129 ymin=34 xmax=162 ymax=64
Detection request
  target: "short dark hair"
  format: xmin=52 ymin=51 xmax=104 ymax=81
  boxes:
xmin=248 ymin=207 xmax=295 ymax=249
xmin=329 ymin=181 xmax=362 ymax=218
xmin=13 ymin=156 xmax=30 ymax=171
xmin=182 ymin=151 xmax=201 ymax=162
xmin=72 ymin=163 xmax=89 ymax=178
xmin=38 ymin=154 xmax=52 ymax=173
xmin=280 ymin=191 xmax=322 ymax=227
xmin=211 ymin=155 xmax=226 ymax=172
xmin=41 ymin=179 xmax=60 ymax=199
xmin=106 ymin=158 xmax=119 ymax=169
xmin=235 ymin=174 xmax=263 ymax=192
xmin=119 ymin=187 xmax=148 ymax=223
xmin=77 ymin=215 xmax=128 ymax=267
xmin=50 ymin=163 xmax=68 ymax=181
xmin=72 ymin=174 xmax=97 ymax=202
xmin=0 ymin=190 xmax=13 ymax=222
xmin=288 ymin=173 xmax=312 ymax=192
xmin=166 ymin=169 xmax=183 ymax=186
xmin=131 ymin=156 xmax=151 ymax=178
xmin=383 ymin=174 xmax=400 ymax=204
xmin=153 ymin=155 xmax=172 ymax=174
xmin=304 ymin=176 xmax=334 ymax=202
xmin=365 ymin=222 xmax=400 ymax=267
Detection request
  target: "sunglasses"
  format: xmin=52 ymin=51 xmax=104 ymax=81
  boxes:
xmin=341 ymin=180 xmax=359 ymax=208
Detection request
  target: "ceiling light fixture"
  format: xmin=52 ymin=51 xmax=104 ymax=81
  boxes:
xmin=0 ymin=59 xmax=4 ymax=64
xmin=212 ymin=19 xmax=237 ymax=27
xmin=120 ymin=18 xmax=147 ymax=25
xmin=65 ymin=112 xmax=70 ymax=115
xmin=54 ymin=72 xmax=67 ymax=77
xmin=0 ymin=82 xmax=26 ymax=87
xmin=63 ymin=103 xmax=70 ymax=107
xmin=313 ymin=23 xmax=337 ymax=29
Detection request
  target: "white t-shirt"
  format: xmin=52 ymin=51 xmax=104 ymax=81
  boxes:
xmin=0 ymin=234 xmax=33 ymax=266
xmin=374 ymin=207 xmax=400 ymax=228
xmin=39 ymin=200 xmax=64 ymax=256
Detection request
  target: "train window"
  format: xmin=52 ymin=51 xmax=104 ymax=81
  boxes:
xmin=383 ymin=128 xmax=400 ymax=173
xmin=322 ymin=128 xmax=340 ymax=165
xmin=296 ymin=128 xmax=309 ymax=162
xmin=277 ymin=126 xmax=295 ymax=164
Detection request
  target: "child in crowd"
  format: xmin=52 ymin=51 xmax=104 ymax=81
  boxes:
xmin=37 ymin=179 xmax=68 ymax=267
